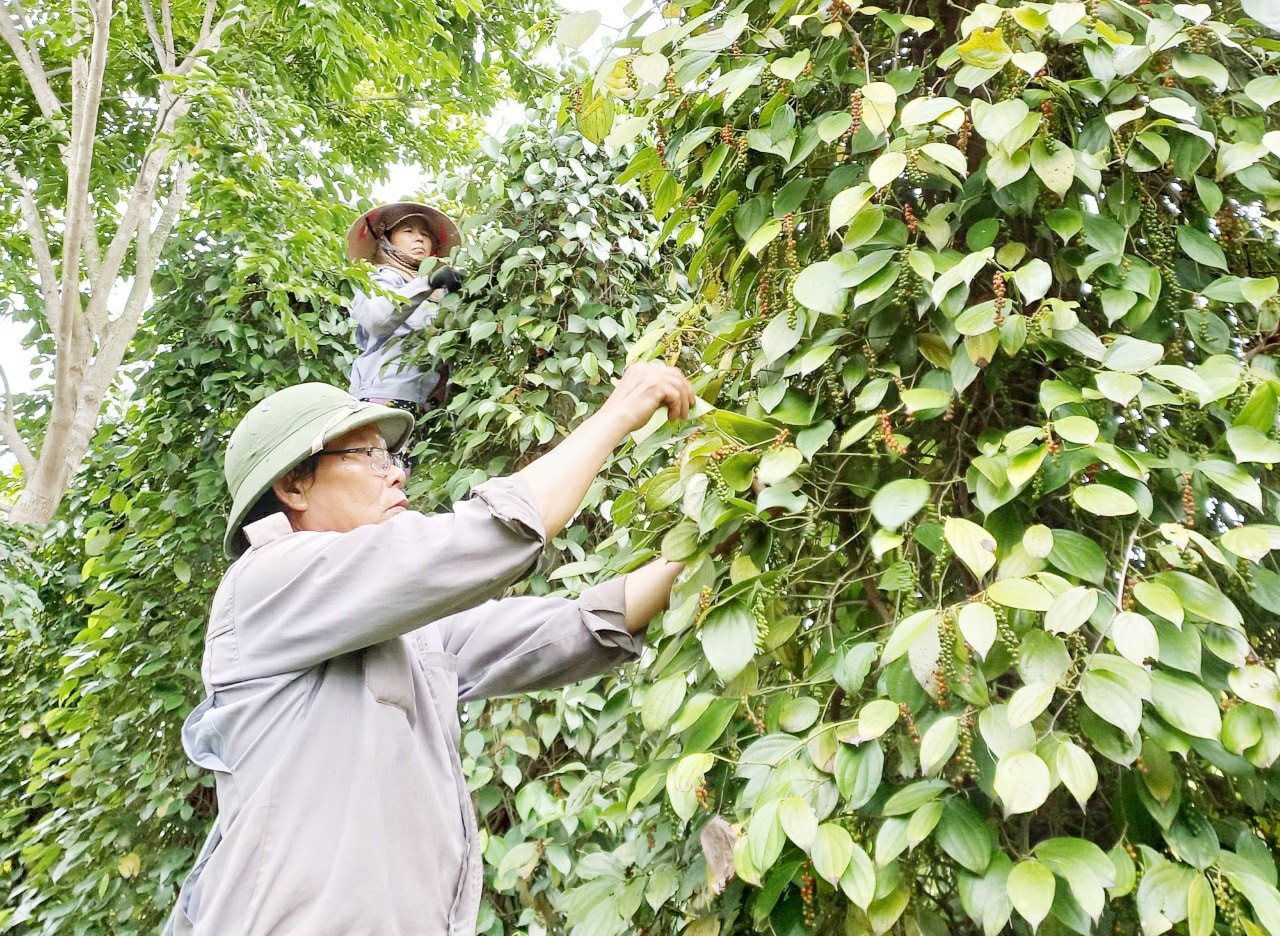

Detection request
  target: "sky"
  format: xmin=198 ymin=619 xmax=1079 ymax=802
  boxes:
xmin=0 ymin=0 xmax=628 ymax=409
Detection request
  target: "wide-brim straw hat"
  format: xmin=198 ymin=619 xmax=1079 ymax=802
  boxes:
xmin=222 ymin=384 xmax=414 ymax=558
xmin=345 ymin=201 xmax=461 ymax=262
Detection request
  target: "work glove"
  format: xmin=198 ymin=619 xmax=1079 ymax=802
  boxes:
xmin=427 ymin=266 xmax=463 ymax=293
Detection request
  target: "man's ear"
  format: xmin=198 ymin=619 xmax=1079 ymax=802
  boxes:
xmin=273 ymin=468 xmax=312 ymax=514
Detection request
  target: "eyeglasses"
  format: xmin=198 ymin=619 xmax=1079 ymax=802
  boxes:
xmin=317 ymin=446 xmax=406 ymax=476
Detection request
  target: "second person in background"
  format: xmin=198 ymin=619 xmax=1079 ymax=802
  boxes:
xmin=345 ymin=200 xmax=465 ymax=428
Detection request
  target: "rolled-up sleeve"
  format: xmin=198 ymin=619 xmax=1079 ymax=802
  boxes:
xmin=222 ymin=477 xmax=546 ymax=683
xmin=435 ymin=576 xmax=644 ymax=702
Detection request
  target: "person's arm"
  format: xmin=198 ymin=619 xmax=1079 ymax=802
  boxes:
xmin=221 ymin=477 xmax=547 ymax=683
xmin=430 ymin=557 xmax=683 ymax=700
xmin=623 ymin=557 xmax=684 ymax=633
xmin=518 ymin=363 xmax=695 ymax=538
xmin=350 ymin=275 xmax=433 ymax=340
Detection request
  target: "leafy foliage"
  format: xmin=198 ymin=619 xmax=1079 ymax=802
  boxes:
xmin=483 ymin=0 xmax=1280 ymax=933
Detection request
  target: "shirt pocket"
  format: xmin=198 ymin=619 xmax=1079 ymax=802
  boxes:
xmin=413 ymin=645 xmax=462 ymax=742
xmin=363 ymin=638 xmax=417 ymax=723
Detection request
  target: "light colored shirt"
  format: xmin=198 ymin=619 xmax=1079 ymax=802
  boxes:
xmin=168 ymin=477 xmax=639 ymax=935
xmin=348 ymin=265 xmax=442 ymax=405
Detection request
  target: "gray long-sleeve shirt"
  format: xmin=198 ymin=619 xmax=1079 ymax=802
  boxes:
xmin=348 ymin=265 xmax=442 ymax=404
xmin=169 ymin=477 xmax=641 ymax=935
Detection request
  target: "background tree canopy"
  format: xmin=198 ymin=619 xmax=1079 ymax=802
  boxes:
xmin=5 ymin=0 xmax=1280 ymax=935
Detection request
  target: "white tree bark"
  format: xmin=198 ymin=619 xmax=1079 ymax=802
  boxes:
xmin=2 ymin=0 xmax=239 ymax=525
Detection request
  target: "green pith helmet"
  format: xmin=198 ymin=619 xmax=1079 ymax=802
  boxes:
xmin=222 ymin=384 xmax=414 ymax=558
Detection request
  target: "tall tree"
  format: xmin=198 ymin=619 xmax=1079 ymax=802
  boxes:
xmin=0 ymin=0 xmax=549 ymax=524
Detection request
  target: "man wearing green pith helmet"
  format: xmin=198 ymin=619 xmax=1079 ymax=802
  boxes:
xmin=165 ymin=363 xmax=695 ymax=935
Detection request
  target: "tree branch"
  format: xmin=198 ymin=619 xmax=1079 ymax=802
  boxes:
xmin=81 ymin=92 xmax=192 ymax=337
xmin=178 ymin=3 xmax=237 ymax=74
xmin=4 ymin=165 xmax=62 ymax=334
xmin=57 ymin=0 xmax=112 ymax=348
xmin=137 ymin=0 xmax=172 ymax=71
xmin=160 ymin=0 xmax=175 ymax=66
xmin=0 ymin=0 xmax=64 ymax=118
xmin=84 ymin=162 xmax=192 ymax=415
xmin=0 ymin=362 xmax=36 ymax=475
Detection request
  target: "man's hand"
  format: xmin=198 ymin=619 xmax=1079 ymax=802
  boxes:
xmin=518 ymin=363 xmax=694 ymax=538
xmin=597 ymin=363 xmax=697 ymax=435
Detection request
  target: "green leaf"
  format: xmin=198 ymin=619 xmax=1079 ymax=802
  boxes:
xmin=779 ymin=794 xmax=818 ymax=851
xmin=1045 ymin=586 xmax=1099 ymax=635
xmin=958 ymin=602 xmax=997 ymax=659
xmin=920 ymin=715 xmax=960 ymax=777
xmin=871 ymin=478 xmax=931 ymax=530
xmin=1198 ymin=459 xmax=1263 ymax=511
xmin=1007 ymin=859 xmax=1056 ymax=930
xmin=987 ymin=577 xmax=1054 ymax=611
xmin=1133 ymin=581 xmax=1184 ymax=626
xmin=1102 ymin=336 xmax=1165 ymax=372
xmin=829 ymin=183 xmax=876 ymax=234
xmin=936 ymin=798 xmax=993 ymax=874
xmin=901 ymin=388 xmax=952 ymax=413
xmin=1081 ymin=669 xmax=1142 ymax=736
xmin=839 ymin=842 xmax=877 ymax=909
xmin=642 ymin=675 xmax=687 ymax=732
xmin=1031 ymin=139 xmax=1075 ymax=196
xmin=1048 ymin=530 xmax=1108 ymax=585
xmin=748 ymin=799 xmax=786 ymax=873
xmin=576 ymin=90 xmax=615 ymax=145
xmin=971 ymin=99 xmax=1030 ymax=145
xmin=1054 ymin=415 xmax=1100 ymax=444
xmin=1188 ymin=873 xmax=1216 ymax=936
xmin=1056 ymin=741 xmax=1099 ymax=808
xmin=556 ymin=10 xmax=601 ymax=48
xmin=1150 ymin=670 xmax=1222 ymax=740
xmin=1152 ymin=571 xmax=1242 ymax=629
xmin=1110 ymin=611 xmax=1158 ymax=665
xmin=881 ymin=609 xmax=941 ymax=666
xmin=744 ymin=219 xmax=783 ymax=256
xmin=1226 ymin=426 xmax=1280 ymax=464
xmin=769 ymin=49 xmax=810 ymax=81
xmin=818 ymin=111 xmax=853 ymax=142
xmin=994 ymin=751 xmax=1051 ymax=816
xmin=881 ymin=779 xmax=950 ymax=816
xmin=857 ymin=698 xmax=902 ymax=739
xmin=869 ymin=151 xmax=908 ymax=188
xmin=1073 ymin=484 xmax=1139 ymax=516
xmin=700 ymin=601 xmax=756 ymax=682
xmin=667 ymin=752 xmax=714 ymax=821
xmin=682 ymin=11 xmax=749 ymax=51
xmin=1176 ymin=227 xmax=1229 ymax=271
xmin=835 ymin=741 xmax=884 ymax=809
xmin=1172 ymin=50 xmax=1229 ymax=91
xmin=757 ymin=445 xmax=804 ymax=485
xmin=761 ymin=312 xmax=805 ymax=363
xmin=792 ymin=261 xmax=848 ymax=315
xmin=812 ymin=823 xmax=854 ymax=885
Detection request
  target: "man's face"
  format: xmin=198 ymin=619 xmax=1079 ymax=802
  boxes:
xmin=388 ymin=217 xmax=436 ymax=263
xmin=275 ymin=423 xmax=408 ymax=535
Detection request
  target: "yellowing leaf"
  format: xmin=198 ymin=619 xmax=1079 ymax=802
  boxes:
xmin=958 ymin=27 xmax=1012 ymax=69
xmin=945 ymin=517 xmax=997 ymax=579
xmin=860 ymin=82 xmax=898 ymax=136
xmin=118 ymin=852 xmax=141 ymax=878
xmin=868 ymin=151 xmax=907 ymax=188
